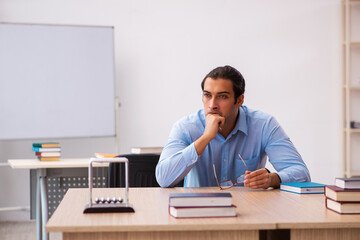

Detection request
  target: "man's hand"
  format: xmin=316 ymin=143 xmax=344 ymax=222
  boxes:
xmin=203 ymin=114 xmax=225 ymax=140
xmin=194 ymin=114 xmax=225 ymax=156
xmin=243 ymin=169 xmax=280 ymax=189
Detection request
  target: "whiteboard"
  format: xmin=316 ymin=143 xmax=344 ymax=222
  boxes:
xmin=0 ymin=23 xmax=116 ymax=139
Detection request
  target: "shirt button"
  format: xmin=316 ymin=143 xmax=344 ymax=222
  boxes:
xmin=192 ymin=159 xmax=195 ymax=163
xmin=224 ymin=159 xmax=226 ymax=162
xmin=223 ymin=177 xmax=226 ymax=180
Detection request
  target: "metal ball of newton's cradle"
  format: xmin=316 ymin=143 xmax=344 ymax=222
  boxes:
xmin=95 ymin=197 xmax=123 ymax=204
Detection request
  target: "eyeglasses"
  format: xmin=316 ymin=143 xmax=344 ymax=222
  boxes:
xmin=213 ymin=154 xmax=248 ymax=190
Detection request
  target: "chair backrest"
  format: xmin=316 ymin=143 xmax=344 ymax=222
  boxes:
xmin=107 ymin=154 xmax=161 ymax=188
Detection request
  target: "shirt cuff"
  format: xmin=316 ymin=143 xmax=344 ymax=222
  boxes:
xmin=275 ymin=171 xmax=289 ymax=183
xmin=185 ymin=142 xmax=199 ymax=167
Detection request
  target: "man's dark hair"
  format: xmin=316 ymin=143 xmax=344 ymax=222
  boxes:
xmin=201 ymin=65 xmax=245 ymax=104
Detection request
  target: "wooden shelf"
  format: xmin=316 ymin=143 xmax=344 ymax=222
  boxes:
xmin=344 ymin=128 xmax=360 ymax=133
xmin=348 ymin=172 xmax=360 ymax=177
xmin=343 ymin=0 xmax=360 ymax=177
xmin=342 ymin=42 xmax=360 ymax=46
xmin=351 ymin=42 xmax=360 ymax=47
xmin=342 ymin=85 xmax=360 ymax=90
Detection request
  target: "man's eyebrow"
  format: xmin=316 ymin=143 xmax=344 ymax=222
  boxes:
xmin=217 ymin=91 xmax=231 ymax=95
xmin=203 ymin=90 xmax=231 ymax=95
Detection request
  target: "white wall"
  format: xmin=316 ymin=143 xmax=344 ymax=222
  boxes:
xmin=0 ymin=0 xmax=342 ymax=221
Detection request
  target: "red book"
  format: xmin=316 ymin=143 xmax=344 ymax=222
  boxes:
xmin=325 ymin=198 xmax=360 ymax=214
xmin=169 ymin=205 xmax=237 ymax=218
xmin=169 ymin=192 xmax=232 ymax=207
xmin=35 ymin=152 xmax=61 ymax=157
xmin=324 ymin=185 xmax=360 ymax=202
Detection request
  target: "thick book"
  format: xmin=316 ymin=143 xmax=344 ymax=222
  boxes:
xmin=32 ymin=142 xmax=60 ymax=148
xmin=32 ymin=147 xmax=61 ymax=152
xmin=324 ymin=185 xmax=360 ymax=202
xmin=169 ymin=205 xmax=237 ymax=218
xmin=169 ymin=192 xmax=232 ymax=207
xmin=38 ymin=157 xmax=60 ymax=161
xmin=130 ymin=147 xmax=163 ymax=154
xmin=335 ymin=177 xmax=360 ymax=189
xmin=325 ymin=198 xmax=360 ymax=214
xmin=35 ymin=152 xmax=61 ymax=157
xmin=280 ymin=182 xmax=324 ymax=194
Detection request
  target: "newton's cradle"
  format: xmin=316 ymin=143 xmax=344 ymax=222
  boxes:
xmin=83 ymin=157 xmax=135 ymax=213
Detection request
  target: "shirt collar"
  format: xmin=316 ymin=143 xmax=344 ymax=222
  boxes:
xmin=237 ymin=106 xmax=248 ymax=136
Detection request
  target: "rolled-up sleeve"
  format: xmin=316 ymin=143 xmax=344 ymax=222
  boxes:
xmin=263 ymin=117 xmax=311 ymax=183
xmin=155 ymin=121 xmax=199 ymax=187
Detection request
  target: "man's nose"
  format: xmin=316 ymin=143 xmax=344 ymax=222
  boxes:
xmin=209 ymin=97 xmax=218 ymax=109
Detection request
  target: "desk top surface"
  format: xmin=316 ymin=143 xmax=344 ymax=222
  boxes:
xmin=46 ymin=187 xmax=360 ymax=233
xmin=8 ymin=158 xmax=107 ymax=169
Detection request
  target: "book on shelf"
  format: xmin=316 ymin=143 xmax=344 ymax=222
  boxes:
xmin=324 ymin=185 xmax=360 ymax=202
xmin=169 ymin=205 xmax=237 ymax=218
xmin=350 ymin=121 xmax=360 ymax=129
xmin=38 ymin=157 xmax=60 ymax=161
xmin=94 ymin=153 xmax=118 ymax=158
xmin=130 ymin=147 xmax=163 ymax=154
xmin=169 ymin=192 xmax=232 ymax=207
xmin=35 ymin=152 xmax=61 ymax=157
xmin=279 ymin=182 xmax=325 ymax=194
xmin=32 ymin=147 xmax=61 ymax=152
xmin=32 ymin=142 xmax=60 ymax=148
xmin=325 ymin=198 xmax=360 ymax=214
xmin=335 ymin=177 xmax=360 ymax=189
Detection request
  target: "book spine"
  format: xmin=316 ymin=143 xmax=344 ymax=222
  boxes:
xmin=38 ymin=157 xmax=60 ymax=161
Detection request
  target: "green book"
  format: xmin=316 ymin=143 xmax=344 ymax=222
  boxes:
xmin=32 ymin=142 xmax=60 ymax=148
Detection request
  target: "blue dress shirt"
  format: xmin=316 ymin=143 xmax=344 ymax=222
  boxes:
xmin=155 ymin=106 xmax=311 ymax=187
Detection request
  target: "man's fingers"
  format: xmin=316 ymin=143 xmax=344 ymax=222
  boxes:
xmin=218 ymin=117 xmax=225 ymax=129
xmin=245 ymin=168 xmax=267 ymax=179
xmin=244 ymin=168 xmax=270 ymax=189
xmin=246 ymin=177 xmax=270 ymax=188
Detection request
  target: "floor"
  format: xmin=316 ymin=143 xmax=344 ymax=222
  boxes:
xmin=0 ymin=221 xmax=61 ymax=240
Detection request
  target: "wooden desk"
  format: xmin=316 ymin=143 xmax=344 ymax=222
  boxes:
xmin=46 ymin=187 xmax=360 ymax=240
xmin=8 ymin=158 xmax=107 ymax=240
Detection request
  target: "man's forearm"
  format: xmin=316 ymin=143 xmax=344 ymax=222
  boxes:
xmin=194 ymin=134 xmax=213 ymax=156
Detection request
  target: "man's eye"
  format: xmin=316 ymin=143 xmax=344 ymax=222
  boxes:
xmin=203 ymin=93 xmax=211 ymax=98
xmin=218 ymin=95 xmax=228 ymax=99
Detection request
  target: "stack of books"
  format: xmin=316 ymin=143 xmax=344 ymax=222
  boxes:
xmin=168 ymin=192 xmax=236 ymax=218
xmin=32 ymin=142 xmax=61 ymax=161
xmin=324 ymin=177 xmax=360 ymax=214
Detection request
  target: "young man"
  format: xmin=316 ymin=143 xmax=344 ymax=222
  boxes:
xmin=155 ymin=65 xmax=310 ymax=188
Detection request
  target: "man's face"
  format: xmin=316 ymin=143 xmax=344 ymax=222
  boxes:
xmin=202 ymin=77 xmax=243 ymax=121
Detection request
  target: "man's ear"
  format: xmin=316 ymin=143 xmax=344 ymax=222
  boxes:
xmin=236 ymin=94 xmax=244 ymax=107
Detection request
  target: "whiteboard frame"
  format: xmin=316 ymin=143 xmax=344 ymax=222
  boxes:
xmin=0 ymin=22 xmax=117 ymax=140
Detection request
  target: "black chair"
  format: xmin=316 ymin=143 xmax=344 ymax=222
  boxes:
xmin=108 ymin=154 xmax=160 ymax=187
xmin=107 ymin=153 xmax=184 ymax=188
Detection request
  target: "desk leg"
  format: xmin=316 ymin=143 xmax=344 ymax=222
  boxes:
xmin=36 ymin=169 xmax=42 ymax=240
xmin=39 ymin=169 xmax=49 ymax=240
